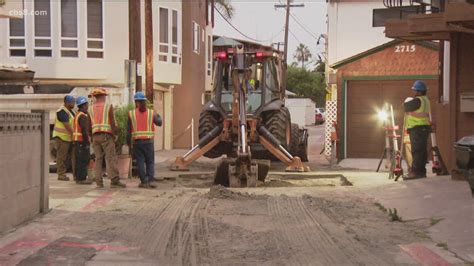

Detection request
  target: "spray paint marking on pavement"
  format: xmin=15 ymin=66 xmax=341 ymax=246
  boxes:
xmin=81 ymin=191 xmax=116 ymax=211
xmin=400 ymin=243 xmax=452 ymax=266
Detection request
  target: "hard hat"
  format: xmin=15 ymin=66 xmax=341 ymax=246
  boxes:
xmin=134 ymin=91 xmax=147 ymax=101
xmin=412 ymin=80 xmax=427 ymax=92
xmin=64 ymin=95 xmax=75 ymax=104
xmin=76 ymin=96 xmax=88 ymax=107
xmin=90 ymin=88 xmax=108 ymax=97
xmin=404 ymin=97 xmax=414 ymax=103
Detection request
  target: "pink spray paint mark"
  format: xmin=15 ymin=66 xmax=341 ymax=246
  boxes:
xmin=81 ymin=191 xmax=115 ymax=211
xmin=400 ymin=243 xmax=453 ymax=266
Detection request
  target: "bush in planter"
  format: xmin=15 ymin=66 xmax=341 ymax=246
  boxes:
xmin=114 ymin=103 xmax=135 ymax=155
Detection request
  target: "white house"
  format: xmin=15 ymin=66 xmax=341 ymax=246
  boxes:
xmin=326 ymin=0 xmax=391 ymax=67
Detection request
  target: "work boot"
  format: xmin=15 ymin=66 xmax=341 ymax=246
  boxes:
xmin=111 ymin=179 xmax=127 ymax=188
xmin=148 ymin=181 xmax=157 ymax=188
xmin=58 ymin=176 xmax=70 ymax=181
xmin=76 ymin=180 xmax=93 ymax=185
xmin=403 ymin=173 xmax=427 ymax=181
xmin=138 ymin=182 xmax=150 ymax=189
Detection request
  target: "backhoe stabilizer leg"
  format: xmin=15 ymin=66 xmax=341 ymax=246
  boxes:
xmin=170 ymin=133 xmax=222 ymax=171
xmin=285 ymin=156 xmax=310 ymax=172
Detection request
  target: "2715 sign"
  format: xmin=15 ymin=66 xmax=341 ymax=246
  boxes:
xmin=395 ymin=45 xmax=416 ymax=53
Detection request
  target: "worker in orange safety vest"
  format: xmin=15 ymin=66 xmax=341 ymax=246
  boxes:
xmin=127 ymin=92 xmax=162 ymax=189
xmin=89 ymin=88 xmax=126 ymax=188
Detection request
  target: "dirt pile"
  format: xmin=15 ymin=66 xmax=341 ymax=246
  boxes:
xmin=206 ymin=185 xmax=268 ymax=199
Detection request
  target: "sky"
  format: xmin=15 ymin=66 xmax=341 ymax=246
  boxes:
xmin=214 ymin=0 xmax=327 ymax=67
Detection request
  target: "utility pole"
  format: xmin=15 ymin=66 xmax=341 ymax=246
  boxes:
xmin=275 ymin=0 xmax=304 ymax=92
xmin=145 ymin=0 xmax=154 ymax=102
xmin=129 ymin=0 xmax=141 ymax=92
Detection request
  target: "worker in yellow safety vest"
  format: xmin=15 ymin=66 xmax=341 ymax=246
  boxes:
xmin=89 ymin=88 xmax=126 ymax=188
xmin=403 ymin=80 xmax=431 ymax=180
xmin=53 ymin=95 xmax=76 ymax=181
xmin=127 ymin=92 xmax=162 ymax=189
xmin=245 ymin=68 xmax=256 ymax=91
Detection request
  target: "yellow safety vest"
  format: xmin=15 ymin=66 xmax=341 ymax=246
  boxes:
xmin=406 ymin=96 xmax=430 ymax=129
xmin=52 ymin=106 xmax=74 ymax=142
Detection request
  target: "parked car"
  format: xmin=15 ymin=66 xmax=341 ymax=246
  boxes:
xmin=315 ymin=108 xmax=325 ymax=125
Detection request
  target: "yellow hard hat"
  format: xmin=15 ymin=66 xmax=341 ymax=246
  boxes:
xmin=90 ymin=87 xmax=108 ymax=97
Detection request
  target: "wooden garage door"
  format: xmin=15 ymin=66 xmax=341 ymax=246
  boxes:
xmin=346 ymin=79 xmax=437 ymax=158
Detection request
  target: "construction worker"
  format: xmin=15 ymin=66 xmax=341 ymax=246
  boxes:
xmin=53 ymin=95 xmax=76 ymax=181
xmin=127 ymin=92 xmax=162 ymax=188
xmin=89 ymin=88 xmax=126 ymax=188
xmin=403 ymin=80 xmax=431 ymax=180
xmin=245 ymin=69 xmax=255 ymax=91
xmin=73 ymin=97 xmax=93 ymax=185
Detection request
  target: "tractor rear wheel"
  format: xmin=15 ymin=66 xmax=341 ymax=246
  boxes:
xmin=289 ymin=123 xmax=301 ymax=156
xmin=262 ymin=107 xmax=291 ymax=149
xmin=199 ymin=111 xmax=225 ymax=158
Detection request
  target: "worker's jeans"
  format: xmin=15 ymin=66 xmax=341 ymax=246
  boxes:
xmin=133 ymin=140 xmax=155 ymax=184
xmin=92 ymin=133 xmax=119 ymax=184
xmin=55 ymin=138 xmax=73 ymax=179
xmin=75 ymin=142 xmax=90 ymax=181
xmin=409 ymin=125 xmax=431 ymax=176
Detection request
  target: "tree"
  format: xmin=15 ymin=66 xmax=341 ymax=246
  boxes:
xmin=286 ymin=65 xmax=326 ymax=107
xmin=293 ymin=43 xmax=312 ymax=69
xmin=215 ymin=0 xmax=235 ymax=19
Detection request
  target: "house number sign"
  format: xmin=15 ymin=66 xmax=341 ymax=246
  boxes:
xmin=395 ymin=45 xmax=416 ymax=53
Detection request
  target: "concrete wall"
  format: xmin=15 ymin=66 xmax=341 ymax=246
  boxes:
xmin=327 ymin=0 xmax=391 ymax=66
xmin=0 ymin=112 xmax=49 ymax=234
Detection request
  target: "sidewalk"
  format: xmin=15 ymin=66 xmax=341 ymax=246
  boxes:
xmin=339 ymin=159 xmax=474 ymax=263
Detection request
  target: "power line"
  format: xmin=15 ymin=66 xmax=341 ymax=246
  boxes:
xmin=289 ymin=12 xmax=320 ymax=40
xmin=288 ymin=28 xmax=302 ymax=44
xmin=214 ymin=7 xmax=282 ymax=43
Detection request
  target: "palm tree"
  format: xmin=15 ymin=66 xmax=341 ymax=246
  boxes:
xmin=293 ymin=43 xmax=312 ymax=69
xmin=215 ymin=0 xmax=235 ymax=20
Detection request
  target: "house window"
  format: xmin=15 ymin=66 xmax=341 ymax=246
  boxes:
xmin=9 ymin=17 xmax=26 ymax=57
xmin=207 ymin=35 xmax=212 ymax=76
xmin=87 ymin=0 xmax=104 ymax=58
xmin=193 ymin=22 xmax=200 ymax=54
xmin=60 ymin=0 xmax=79 ymax=58
xmin=171 ymin=10 xmax=179 ymax=64
xmin=159 ymin=7 xmax=169 ymax=62
xmin=34 ymin=0 xmax=52 ymax=57
xmin=442 ymin=41 xmax=450 ymax=104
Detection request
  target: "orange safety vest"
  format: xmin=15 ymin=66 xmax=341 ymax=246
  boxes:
xmin=89 ymin=103 xmax=112 ymax=134
xmin=129 ymin=108 xmax=155 ymax=140
xmin=73 ymin=111 xmax=87 ymax=142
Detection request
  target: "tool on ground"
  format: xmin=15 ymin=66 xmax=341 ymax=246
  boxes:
xmin=429 ymin=110 xmax=449 ymax=175
xmin=170 ymin=45 xmax=309 ymax=187
xmin=394 ymin=112 xmax=408 ymax=181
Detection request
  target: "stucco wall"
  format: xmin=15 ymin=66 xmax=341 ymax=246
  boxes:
xmin=0 ymin=112 xmax=49 ymax=234
xmin=327 ymin=0 xmax=391 ymax=66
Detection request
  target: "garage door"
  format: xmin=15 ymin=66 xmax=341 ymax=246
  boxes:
xmin=346 ymin=79 xmax=437 ymax=158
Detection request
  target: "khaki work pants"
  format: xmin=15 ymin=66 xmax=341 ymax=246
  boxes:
xmin=92 ymin=133 xmax=119 ymax=184
xmin=55 ymin=138 xmax=74 ymax=178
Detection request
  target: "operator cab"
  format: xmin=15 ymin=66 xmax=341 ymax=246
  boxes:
xmin=213 ymin=51 xmax=281 ymax=114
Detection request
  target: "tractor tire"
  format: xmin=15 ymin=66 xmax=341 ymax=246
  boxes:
xmin=199 ymin=111 xmax=225 ymax=158
xmin=255 ymin=107 xmax=291 ymax=161
xmin=262 ymin=107 xmax=291 ymax=149
xmin=289 ymin=123 xmax=301 ymax=156
xmin=298 ymin=132 xmax=309 ymax=162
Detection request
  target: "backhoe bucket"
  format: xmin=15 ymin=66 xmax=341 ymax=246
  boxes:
xmin=214 ymin=159 xmax=270 ymax=187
